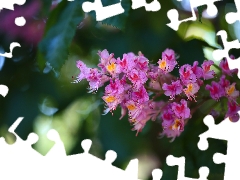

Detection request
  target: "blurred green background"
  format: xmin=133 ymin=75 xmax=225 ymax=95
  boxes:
xmin=0 ymin=0 xmax=239 ymax=179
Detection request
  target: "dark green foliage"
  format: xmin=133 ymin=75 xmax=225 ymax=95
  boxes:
xmin=197 ymin=5 xmax=207 ymax=23
xmin=37 ymin=0 xmax=84 ymax=73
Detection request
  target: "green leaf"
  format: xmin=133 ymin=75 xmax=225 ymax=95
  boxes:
xmin=101 ymin=0 xmax=131 ymax=30
xmin=40 ymin=0 xmax=52 ymax=16
xmin=37 ymin=0 xmax=84 ymax=73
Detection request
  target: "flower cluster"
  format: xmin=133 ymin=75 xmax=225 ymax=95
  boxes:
xmin=205 ymin=57 xmax=239 ymax=122
xmin=74 ymin=49 xmax=240 ymax=141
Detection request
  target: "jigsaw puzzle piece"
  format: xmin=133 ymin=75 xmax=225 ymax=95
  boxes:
xmin=166 ymin=155 xmax=209 ymax=180
xmin=45 ymin=129 xmax=66 ymax=157
xmin=213 ymin=150 xmax=240 ymax=179
xmin=152 ymin=169 xmax=163 ymax=180
xmin=213 ymin=152 xmax=226 ymax=164
xmin=197 ymin=114 xmax=240 ymax=151
xmin=7 ymin=117 xmax=42 ymax=157
xmin=0 ymin=84 xmax=9 ymax=97
xmin=0 ymin=118 xmax=43 ymax=179
xmin=64 ymin=139 xmax=139 ymax=180
xmin=81 ymin=138 xmax=92 ymax=153
xmin=104 ymin=150 xmax=117 ymax=164
xmin=199 ymin=114 xmax=240 ymax=179
xmin=0 ymin=0 xmax=26 ymax=10
xmin=225 ymin=0 xmax=240 ymax=24
xmin=212 ymin=30 xmax=240 ymax=78
xmin=167 ymin=0 xmax=221 ymax=31
xmin=0 ymin=42 xmax=21 ymax=58
xmin=82 ymin=0 xmax=124 ymax=21
xmin=131 ymin=0 xmax=161 ymax=12
xmin=0 ymin=0 xmax=26 ymax=27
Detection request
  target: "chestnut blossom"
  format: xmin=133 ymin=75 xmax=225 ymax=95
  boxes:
xmin=162 ymin=80 xmax=183 ymax=100
xmin=74 ymin=49 xmax=239 ymax=141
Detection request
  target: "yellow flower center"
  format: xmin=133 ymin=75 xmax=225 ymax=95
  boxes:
xmin=127 ymin=104 xmax=136 ymax=111
xmin=159 ymin=59 xmax=166 ymax=70
xmin=184 ymin=83 xmax=193 ymax=94
xmin=171 ymin=119 xmax=181 ymax=131
xmin=105 ymin=96 xmax=116 ymax=103
xmin=187 ymin=83 xmax=193 ymax=92
xmin=107 ymin=63 xmax=116 ymax=72
xmin=227 ymin=85 xmax=235 ymax=95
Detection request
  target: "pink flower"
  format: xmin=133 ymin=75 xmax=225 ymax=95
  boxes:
xmin=127 ymin=69 xmax=148 ymax=90
xmin=131 ymin=119 xmax=149 ymax=136
xmin=219 ymin=58 xmax=238 ymax=76
xmin=162 ymin=48 xmax=176 ymax=62
xmin=75 ymin=60 xmax=90 ymax=82
xmin=201 ymin=60 xmax=215 ymax=80
xmin=117 ymin=53 xmax=136 ymax=73
xmin=97 ymin=49 xmax=115 ymax=73
xmin=160 ymin=103 xmax=186 ymax=141
xmin=147 ymin=64 xmax=159 ymax=80
xmin=158 ymin=49 xmax=177 ymax=74
xmin=102 ymin=78 xmax=127 ymax=114
xmin=106 ymin=60 xmax=121 ymax=77
xmin=191 ymin=61 xmax=203 ymax=79
xmin=86 ymin=68 xmax=105 ymax=92
xmin=179 ymin=64 xmax=196 ymax=85
xmin=102 ymin=95 xmax=121 ymax=114
xmin=225 ymin=101 xmax=240 ymax=122
xmin=160 ymin=118 xmax=184 ymax=142
xmin=105 ymin=79 xmax=125 ymax=95
xmin=129 ymin=101 xmax=164 ymax=136
xmin=219 ymin=75 xmax=230 ymax=89
xmin=126 ymin=100 xmax=142 ymax=120
xmin=183 ymin=82 xmax=200 ymax=102
xmin=162 ymin=80 xmax=183 ymax=100
xmin=131 ymin=85 xmax=149 ymax=103
xmin=225 ymin=83 xmax=239 ymax=101
xmin=171 ymin=99 xmax=190 ymax=119
xmin=134 ymin=52 xmax=149 ymax=72
xmin=75 ymin=60 xmax=108 ymax=92
xmin=161 ymin=106 xmax=175 ymax=128
xmin=205 ymin=81 xmax=225 ymax=101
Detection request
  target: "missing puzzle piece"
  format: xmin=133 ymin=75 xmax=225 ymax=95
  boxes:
xmin=198 ymin=114 xmax=240 ymax=180
xmin=0 ymin=42 xmax=21 ymax=58
xmin=167 ymin=0 xmax=221 ymax=31
xmin=166 ymin=155 xmax=209 ymax=180
xmin=0 ymin=0 xmax=26 ymax=27
xmin=131 ymin=0 xmax=161 ymax=12
xmin=212 ymin=30 xmax=240 ymax=79
xmin=225 ymin=0 xmax=240 ymax=24
xmin=82 ymin=0 xmax=124 ymax=21
xmin=0 ymin=0 xmax=26 ymax=11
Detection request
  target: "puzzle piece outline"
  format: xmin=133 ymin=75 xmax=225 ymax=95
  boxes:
xmin=166 ymin=155 xmax=209 ymax=180
xmin=198 ymin=113 xmax=240 ymax=180
xmin=167 ymin=0 xmax=222 ymax=31
xmin=212 ymin=30 xmax=240 ymax=79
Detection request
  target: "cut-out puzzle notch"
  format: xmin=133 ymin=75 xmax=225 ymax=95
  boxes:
xmin=0 ymin=0 xmax=27 ymax=58
xmin=225 ymin=0 xmax=240 ymax=24
xmin=166 ymin=155 xmax=209 ymax=180
xmin=131 ymin=0 xmax=161 ymax=12
xmin=198 ymin=113 xmax=240 ymax=180
xmin=82 ymin=0 xmax=125 ymax=21
xmin=0 ymin=118 xmax=152 ymax=180
xmin=167 ymin=0 xmax=222 ymax=31
xmin=212 ymin=30 xmax=240 ymax=79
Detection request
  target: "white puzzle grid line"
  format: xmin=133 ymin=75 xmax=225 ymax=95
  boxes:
xmin=0 ymin=0 xmax=240 ymax=179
